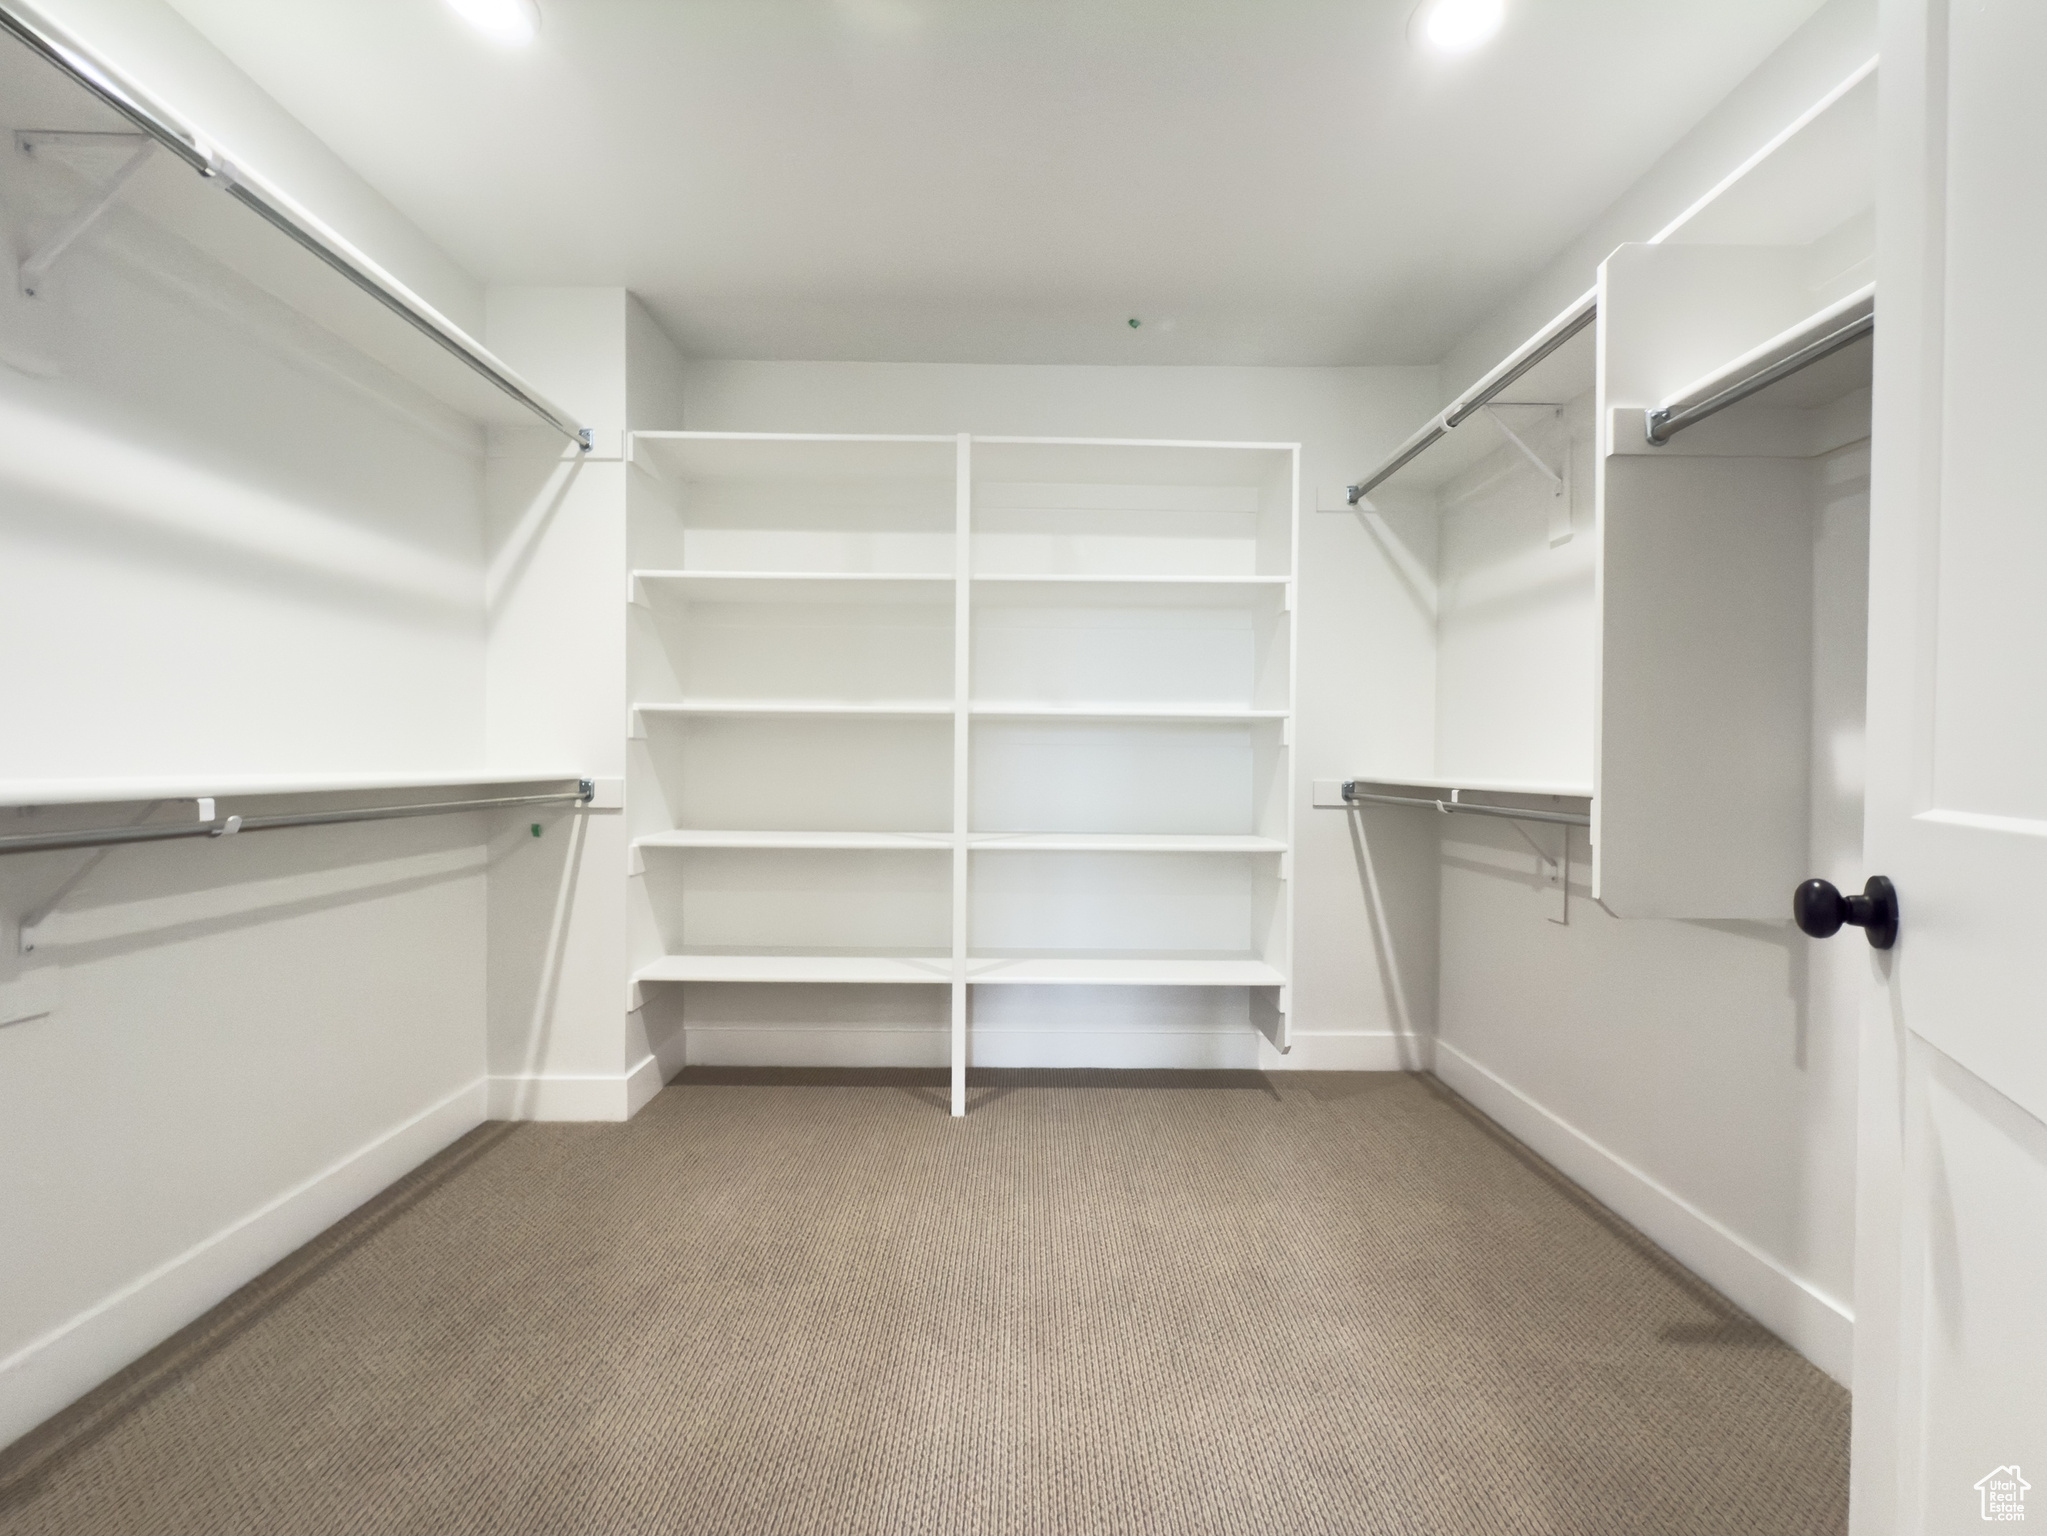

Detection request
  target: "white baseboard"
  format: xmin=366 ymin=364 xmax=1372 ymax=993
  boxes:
xmin=681 ymin=1024 xmax=1415 ymax=1073
xmin=687 ymin=1026 xmax=947 ymax=1068
xmin=1272 ymin=1029 xmax=1427 ymax=1072
xmin=685 ymin=1025 xmax=1262 ymax=1071
xmin=1433 ymin=1039 xmax=1853 ymax=1385
xmin=650 ymin=1019 xmax=690 ymax=1082
xmin=487 ymin=1055 xmax=662 ymax=1121
xmin=0 ymin=1076 xmax=486 ymax=1453
xmin=971 ymin=1028 xmax=1259 ymax=1070
xmin=624 ymin=1053 xmax=666 ymax=1116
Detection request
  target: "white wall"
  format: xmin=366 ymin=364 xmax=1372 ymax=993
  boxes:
xmin=482 ymin=289 xmax=687 ymax=1119
xmin=1431 ymin=396 xmax=1598 ymax=788
xmin=40 ymin=0 xmax=485 ymax=332
xmin=1437 ymin=0 xmax=1877 ymax=409
xmin=0 ymin=64 xmax=499 ymax=1451
xmin=1342 ymin=3 xmax=1883 ymax=1392
xmin=1430 ymin=444 xmax=1866 ymax=1384
xmin=676 ymin=360 xmax=1443 ymax=1068
xmin=1378 ymin=0 xmax=1880 ymax=1386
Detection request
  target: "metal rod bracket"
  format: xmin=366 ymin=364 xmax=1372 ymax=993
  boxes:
xmin=1645 ymin=309 xmax=1875 ymax=446
xmin=15 ymin=130 xmax=155 ymax=297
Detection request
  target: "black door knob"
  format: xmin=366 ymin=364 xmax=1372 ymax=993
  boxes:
xmin=1793 ymin=875 xmax=1898 ymax=949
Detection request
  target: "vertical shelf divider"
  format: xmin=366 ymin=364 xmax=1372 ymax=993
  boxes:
xmin=951 ymin=433 xmax=972 ymax=1116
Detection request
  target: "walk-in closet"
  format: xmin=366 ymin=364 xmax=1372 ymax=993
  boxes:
xmin=3 ymin=2 xmax=2041 ymax=1532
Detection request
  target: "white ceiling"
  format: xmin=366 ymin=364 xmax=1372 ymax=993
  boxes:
xmin=164 ymin=0 xmax=1825 ymax=366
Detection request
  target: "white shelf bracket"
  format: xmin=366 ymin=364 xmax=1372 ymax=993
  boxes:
xmin=1481 ymin=405 xmax=1574 ymax=547
xmin=16 ymin=132 xmax=156 ymax=298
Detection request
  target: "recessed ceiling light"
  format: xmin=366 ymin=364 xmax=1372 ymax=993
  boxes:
xmin=446 ymin=0 xmax=542 ymax=46
xmin=1413 ymin=0 xmax=1506 ymax=54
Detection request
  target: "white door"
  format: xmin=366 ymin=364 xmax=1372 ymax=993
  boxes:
xmin=1853 ymin=3 xmax=2047 ymax=1531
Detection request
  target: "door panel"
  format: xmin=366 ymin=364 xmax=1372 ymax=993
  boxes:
xmin=1898 ymin=1041 xmax=2047 ymax=1531
xmin=1859 ymin=1 xmax=2047 ymax=1530
xmin=1929 ymin=0 xmax=2047 ymax=829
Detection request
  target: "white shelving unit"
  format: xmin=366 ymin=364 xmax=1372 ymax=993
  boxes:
xmin=626 ymin=432 xmax=1300 ymax=1112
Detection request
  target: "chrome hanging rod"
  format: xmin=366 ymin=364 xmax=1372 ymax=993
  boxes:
xmin=1341 ymin=783 xmax=1590 ymax=829
xmin=1347 ymin=288 xmax=1597 ymax=503
xmin=1646 ymin=289 xmax=1874 ymax=446
xmin=0 ymin=1 xmax=590 ymax=452
xmin=0 ymin=781 xmax=596 ymax=857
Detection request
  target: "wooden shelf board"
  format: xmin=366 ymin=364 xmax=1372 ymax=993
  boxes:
xmin=633 ymin=571 xmax=956 ymax=606
xmin=967 ymin=833 xmax=1285 ymax=853
xmin=970 ymin=574 xmax=1287 ymax=585
xmin=970 ymin=704 xmax=1286 ymax=722
xmin=635 ymin=830 xmax=952 ymax=851
xmin=964 ymin=953 xmax=1285 ymax=987
xmin=635 ymin=569 xmax=953 ymax=580
xmin=636 ymin=951 xmax=953 ymax=985
xmin=635 ymin=700 xmax=953 ymax=719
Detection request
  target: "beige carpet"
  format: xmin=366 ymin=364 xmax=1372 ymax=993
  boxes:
xmin=0 ymin=1070 xmax=1848 ymax=1534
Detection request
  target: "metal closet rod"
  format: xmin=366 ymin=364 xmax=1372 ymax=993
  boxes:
xmin=1341 ymin=784 xmax=1591 ymax=829
xmin=0 ymin=1 xmax=591 ymax=453
xmin=1348 ymin=289 xmax=1598 ymax=503
xmin=0 ymin=781 xmax=596 ymax=857
xmin=1645 ymin=307 xmax=1874 ymax=446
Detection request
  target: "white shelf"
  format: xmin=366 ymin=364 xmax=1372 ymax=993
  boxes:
xmin=636 ymin=951 xmax=953 ymax=985
xmin=972 ymin=574 xmax=1287 ymax=583
xmin=0 ymin=771 xmax=587 ymax=810
xmin=637 ymin=569 xmax=952 ymax=581
xmin=634 ymin=700 xmax=953 ymax=720
xmin=964 ymin=953 xmax=1286 ymax=987
xmin=968 ymin=833 xmax=1285 ymax=853
xmin=635 ymin=830 xmax=952 ymax=851
xmin=632 ymin=571 xmax=955 ymax=606
xmin=1347 ymin=773 xmax=1593 ymax=799
xmin=970 ymin=704 xmax=1286 ymax=722
xmin=635 ymin=830 xmax=1279 ymax=854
